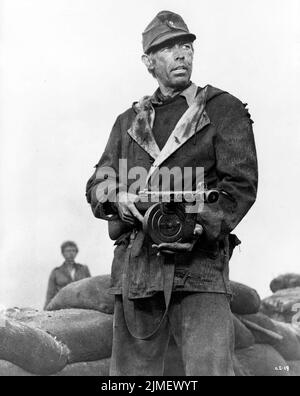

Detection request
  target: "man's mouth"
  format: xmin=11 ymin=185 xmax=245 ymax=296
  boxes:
xmin=172 ymin=65 xmax=188 ymax=72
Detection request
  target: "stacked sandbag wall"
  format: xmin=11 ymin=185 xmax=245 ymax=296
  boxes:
xmin=0 ymin=275 xmax=300 ymax=376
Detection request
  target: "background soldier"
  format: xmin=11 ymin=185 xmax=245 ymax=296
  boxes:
xmin=44 ymin=241 xmax=91 ymax=309
xmin=86 ymin=10 xmax=258 ymax=376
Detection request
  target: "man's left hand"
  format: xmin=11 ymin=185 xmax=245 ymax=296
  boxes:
xmin=152 ymin=224 xmax=204 ymax=255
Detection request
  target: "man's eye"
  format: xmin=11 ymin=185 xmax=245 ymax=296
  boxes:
xmin=160 ymin=43 xmax=192 ymax=52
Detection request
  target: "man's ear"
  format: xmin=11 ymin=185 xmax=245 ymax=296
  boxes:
xmin=141 ymin=54 xmax=152 ymax=69
xmin=142 ymin=54 xmax=156 ymax=77
xmin=142 ymin=54 xmax=156 ymax=78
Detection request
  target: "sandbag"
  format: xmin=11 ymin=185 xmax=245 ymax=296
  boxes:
xmin=54 ymin=359 xmax=110 ymax=376
xmin=5 ymin=307 xmax=38 ymax=320
xmin=261 ymin=287 xmax=300 ymax=323
xmin=4 ymin=308 xmax=42 ymax=325
xmin=233 ymin=315 xmax=255 ymax=350
xmin=230 ymin=281 xmax=261 ymax=315
xmin=241 ymin=313 xmax=280 ymax=345
xmin=0 ymin=358 xmax=111 ymax=377
xmin=0 ymin=319 xmax=68 ymax=375
xmin=288 ymin=361 xmax=300 ymax=376
xmin=46 ymin=275 xmax=114 ymax=314
xmin=0 ymin=360 xmax=36 ymax=376
xmin=260 ymin=312 xmax=287 ymax=323
xmin=271 ymin=321 xmax=300 ymax=361
xmin=16 ymin=309 xmax=113 ymax=363
xmin=270 ymin=274 xmax=300 ymax=293
xmin=235 ymin=344 xmax=290 ymax=376
xmin=46 ymin=276 xmax=263 ymax=317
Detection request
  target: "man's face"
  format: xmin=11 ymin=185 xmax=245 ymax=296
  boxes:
xmin=62 ymin=246 xmax=78 ymax=261
xmin=149 ymin=40 xmax=194 ymax=90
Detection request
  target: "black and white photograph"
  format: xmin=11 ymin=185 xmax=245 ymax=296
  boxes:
xmin=0 ymin=0 xmax=300 ymax=380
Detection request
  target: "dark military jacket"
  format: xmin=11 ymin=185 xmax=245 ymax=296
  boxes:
xmin=86 ymin=83 xmax=258 ymax=299
xmin=44 ymin=262 xmax=91 ymax=309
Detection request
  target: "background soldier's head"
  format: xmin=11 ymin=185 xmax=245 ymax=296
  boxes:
xmin=61 ymin=241 xmax=78 ymax=260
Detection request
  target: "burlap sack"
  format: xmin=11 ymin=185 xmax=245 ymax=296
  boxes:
xmin=261 ymin=287 xmax=300 ymax=323
xmin=17 ymin=309 xmax=113 ymax=363
xmin=235 ymin=344 xmax=290 ymax=376
xmin=233 ymin=315 xmax=255 ymax=350
xmin=0 ymin=319 xmax=68 ymax=375
xmin=46 ymin=276 xmax=262 ymax=317
xmin=0 ymin=358 xmax=111 ymax=377
xmin=241 ymin=313 xmax=279 ymax=344
xmin=0 ymin=360 xmax=36 ymax=376
xmin=270 ymin=274 xmax=300 ymax=293
xmin=230 ymin=281 xmax=261 ymax=315
xmin=288 ymin=361 xmax=300 ymax=376
xmin=271 ymin=321 xmax=300 ymax=361
xmin=54 ymin=358 xmax=110 ymax=376
xmin=46 ymin=275 xmax=114 ymax=314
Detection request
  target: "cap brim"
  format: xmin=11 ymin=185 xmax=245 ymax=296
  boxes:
xmin=146 ymin=32 xmax=196 ymax=53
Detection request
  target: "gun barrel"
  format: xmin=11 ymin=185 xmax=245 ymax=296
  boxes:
xmin=138 ymin=189 xmax=219 ymax=204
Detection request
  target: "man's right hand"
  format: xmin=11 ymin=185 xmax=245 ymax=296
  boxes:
xmin=115 ymin=192 xmax=144 ymax=225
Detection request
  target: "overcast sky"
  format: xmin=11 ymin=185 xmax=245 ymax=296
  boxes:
xmin=0 ymin=0 xmax=300 ymax=309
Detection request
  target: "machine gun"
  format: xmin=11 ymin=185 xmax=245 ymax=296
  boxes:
xmin=108 ymin=184 xmax=219 ymax=245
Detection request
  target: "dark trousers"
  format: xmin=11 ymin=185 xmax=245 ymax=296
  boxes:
xmin=110 ymin=292 xmax=235 ymax=376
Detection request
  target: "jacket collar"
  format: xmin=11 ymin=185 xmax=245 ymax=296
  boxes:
xmin=127 ymin=83 xmax=210 ymax=164
xmin=150 ymin=82 xmax=199 ymax=107
xmin=145 ymin=85 xmax=210 ymax=185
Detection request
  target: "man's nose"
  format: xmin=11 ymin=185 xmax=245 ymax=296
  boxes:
xmin=173 ymin=45 xmax=185 ymax=60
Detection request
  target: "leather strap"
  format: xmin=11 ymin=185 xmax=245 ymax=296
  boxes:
xmin=122 ymin=241 xmax=175 ymax=341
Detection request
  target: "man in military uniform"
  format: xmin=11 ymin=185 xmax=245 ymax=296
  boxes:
xmin=86 ymin=10 xmax=258 ymax=376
